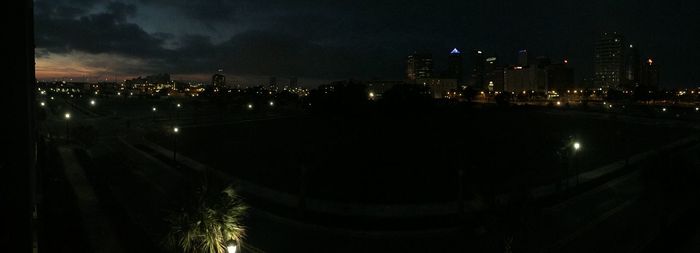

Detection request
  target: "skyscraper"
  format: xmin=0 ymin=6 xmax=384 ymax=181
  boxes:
xmin=406 ymin=51 xmax=433 ymax=81
xmin=470 ymin=49 xmax=485 ymax=89
xmin=594 ymin=32 xmax=625 ymax=89
xmin=212 ymin=69 xmax=226 ymax=88
xmin=623 ymin=44 xmax=640 ymax=88
xmin=640 ymin=58 xmax=659 ymax=89
xmin=517 ymin=50 xmax=531 ymax=67
xmin=447 ymin=48 xmax=463 ymax=82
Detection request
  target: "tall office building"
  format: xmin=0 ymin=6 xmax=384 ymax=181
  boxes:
xmin=623 ymin=44 xmax=640 ymax=88
xmin=470 ymin=49 xmax=486 ymax=89
xmin=212 ymin=69 xmax=226 ymax=88
xmin=406 ymin=51 xmax=433 ymax=81
xmin=640 ymin=58 xmax=659 ymax=89
xmin=446 ymin=48 xmax=464 ymax=82
xmin=517 ymin=50 xmax=531 ymax=67
xmin=594 ymin=32 xmax=625 ymax=89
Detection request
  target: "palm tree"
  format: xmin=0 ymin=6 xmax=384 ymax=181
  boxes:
xmin=164 ymin=184 xmax=247 ymax=253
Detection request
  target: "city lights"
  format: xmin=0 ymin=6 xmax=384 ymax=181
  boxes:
xmin=269 ymin=101 xmax=274 ymax=106
xmin=573 ymin=142 xmax=581 ymax=151
xmin=64 ymin=113 xmax=70 ymax=119
xmin=247 ymin=104 xmax=253 ymax=109
xmin=90 ymin=99 xmax=96 ymax=106
xmin=173 ymin=127 xmax=179 ymax=133
xmin=152 ymin=107 xmax=157 ymax=112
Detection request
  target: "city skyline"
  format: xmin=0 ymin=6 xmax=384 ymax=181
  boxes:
xmin=35 ymin=0 xmax=700 ymax=88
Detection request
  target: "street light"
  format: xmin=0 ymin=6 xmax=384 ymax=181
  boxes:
xmin=172 ymin=127 xmax=179 ymax=162
xmin=571 ymin=141 xmax=581 ymax=185
xmin=90 ymin=99 xmax=96 ymax=106
xmin=40 ymin=102 xmax=45 ymax=107
xmin=662 ymin=108 xmax=667 ymax=112
xmin=247 ymin=103 xmax=253 ymax=109
xmin=64 ymin=113 xmax=71 ymax=141
xmin=226 ymin=240 xmax=238 ymax=253
xmin=269 ymin=101 xmax=274 ymax=106
xmin=152 ymin=107 xmax=157 ymax=121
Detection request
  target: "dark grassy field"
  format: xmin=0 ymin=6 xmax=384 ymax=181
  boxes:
xmin=147 ymin=106 xmax=694 ymax=204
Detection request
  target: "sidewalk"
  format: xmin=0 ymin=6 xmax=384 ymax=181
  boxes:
xmin=58 ymin=146 xmax=124 ymax=253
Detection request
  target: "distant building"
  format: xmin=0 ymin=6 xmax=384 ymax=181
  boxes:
xmin=269 ymin=76 xmax=277 ymax=87
xmin=623 ymin=44 xmax=640 ymax=89
xmin=212 ymin=70 xmax=226 ymax=88
xmin=407 ymin=51 xmax=433 ymax=80
xmin=416 ymin=78 xmax=458 ymax=98
xmin=545 ymin=61 xmax=575 ymax=91
xmin=484 ymin=56 xmax=504 ymax=91
xmin=639 ymin=58 xmax=659 ymax=89
xmin=594 ymin=32 xmax=625 ymax=89
xmin=366 ymin=79 xmax=402 ymax=98
xmin=446 ymin=48 xmax=464 ymax=82
xmin=504 ymin=66 xmax=545 ymax=92
xmin=517 ymin=49 xmax=531 ymax=67
xmin=470 ymin=50 xmax=486 ymax=89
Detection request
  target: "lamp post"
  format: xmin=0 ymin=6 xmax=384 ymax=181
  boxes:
xmin=173 ymin=127 xmax=179 ymax=163
xmin=571 ymin=141 xmax=581 ymax=186
xmin=226 ymin=240 xmax=238 ymax=253
xmin=64 ymin=113 xmax=71 ymax=141
xmin=152 ymin=106 xmax=157 ymax=121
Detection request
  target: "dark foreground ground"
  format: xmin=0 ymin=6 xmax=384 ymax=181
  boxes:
xmin=147 ymin=106 xmax=693 ymax=203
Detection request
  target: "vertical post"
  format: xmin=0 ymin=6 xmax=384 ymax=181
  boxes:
xmin=457 ymin=168 xmax=464 ymax=219
xmin=298 ymin=166 xmax=307 ymax=219
xmin=173 ymin=133 xmax=177 ymax=163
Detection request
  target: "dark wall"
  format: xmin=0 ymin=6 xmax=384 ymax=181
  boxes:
xmin=0 ymin=0 xmax=36 ymax=252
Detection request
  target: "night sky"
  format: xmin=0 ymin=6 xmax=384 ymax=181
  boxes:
xmin=35 ymin=0 xmax=700 ymax=87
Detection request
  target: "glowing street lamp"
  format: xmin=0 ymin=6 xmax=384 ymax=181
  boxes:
xmin=571 ymin=141 xmax=581 ymax=185
xmin=172 ymin=127 xmax=179 ymax=162
xmin=662 ymin=108 xmax=667 ymax=112
xmin=90 ymin=99 xmax=96 ymax=106
xmin=40 ymin=102 xmax=45 ymax=107
xmin=247 ymin=104 xmax=253 ymax=109
xmin=64 ymin=113 xmax=71 ymax=141
xmin=269 ymin=101 xmax=274 ymax=107
xmin=226 ymin=240 xmax=238 ymax=253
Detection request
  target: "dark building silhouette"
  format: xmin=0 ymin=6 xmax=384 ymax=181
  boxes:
xmin=594 ymin=32 xmax=625 ymax=89
xmin=470 ymin=49 xmax=486 ymax=89
xmin=623 ymin=44 xmax=640 ymax=89
xmin=545 ymin=60 xmax=575 ymax=91
xmin=640 ymin=58 xmax=659 ymax=89
xmin=125 ymin=73 xmax=171 ymax=85
xmin=446 ymin=48 xmax=464 ymax=82
xmin=212 ymin=69 xmax=226 ymax=88
xmin=406 ymin=51 xmax=433 ymax=81
xmin=484 ymin=56 xmax=504 ymax=91
xmin=517 ymin=49 xmax=531 ymax=67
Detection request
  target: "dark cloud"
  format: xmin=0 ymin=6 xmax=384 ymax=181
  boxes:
xmin=35 ymin=1 xmax=169 ymax=58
